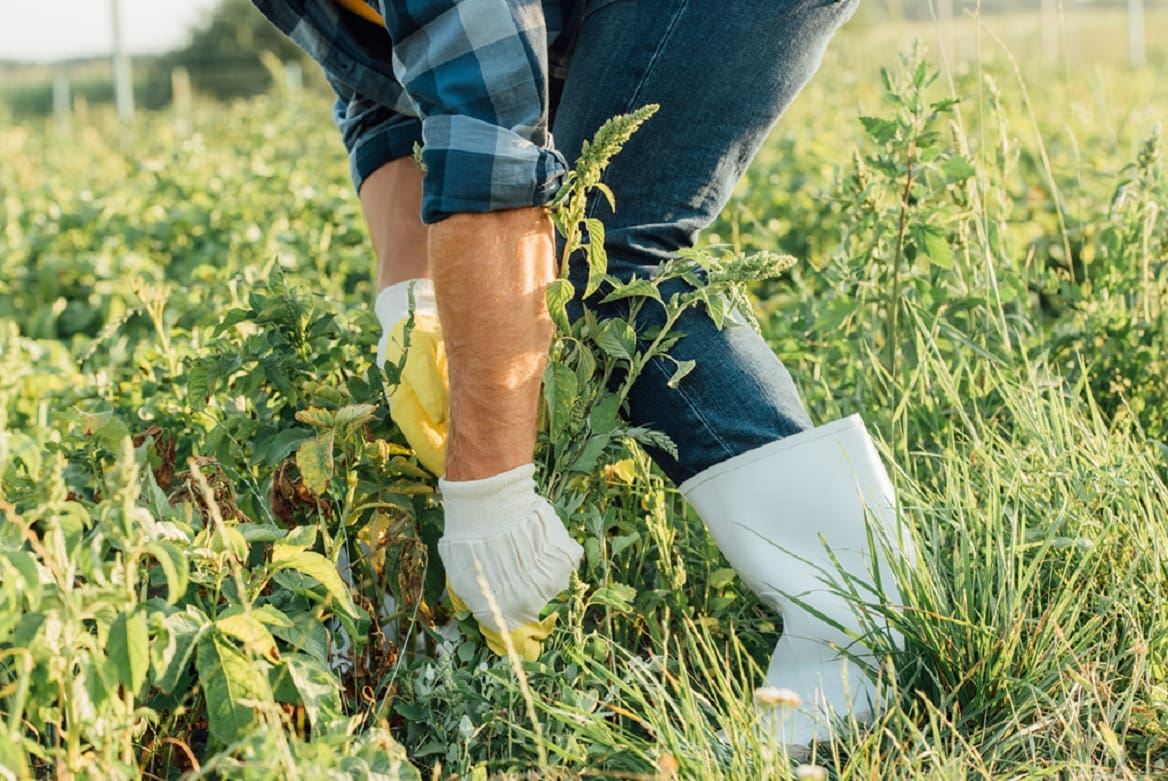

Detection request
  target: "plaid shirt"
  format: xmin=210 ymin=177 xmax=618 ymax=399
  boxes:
xmin=251 ymin=0 xmax=578 ymax=223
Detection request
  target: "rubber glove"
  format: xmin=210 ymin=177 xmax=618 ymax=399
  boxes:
xmin=438 ymin=464 xmax=583 ymax=661
xmin=448 ymin=586 xmax=559 ymax=661
xmin=376 ymin=279 xmax=448 ymax=476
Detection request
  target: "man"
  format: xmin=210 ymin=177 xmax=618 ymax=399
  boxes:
xmin=251 ymin=0 xmax=913 ymax=749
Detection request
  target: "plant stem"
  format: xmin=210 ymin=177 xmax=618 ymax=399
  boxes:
xmin=889 ymin=125 xmax=919 ymax=386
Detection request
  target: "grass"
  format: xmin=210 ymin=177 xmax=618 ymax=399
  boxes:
xmin=1 ymin=8 xmax=1167 ymax=780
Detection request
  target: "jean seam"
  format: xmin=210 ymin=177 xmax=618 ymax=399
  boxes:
xmin=579 ymin=0 xmax=626 ymax=25
xmin=584 ymin=0 xmax=691 ymax=223
xmin=646 ymin=352 xmax=736 ymax=469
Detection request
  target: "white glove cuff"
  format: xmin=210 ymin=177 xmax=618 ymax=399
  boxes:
xmin=438 ymin=464 xmax=542 ymax=540
xmin=375 ymin=278 xmax=438 ymax=332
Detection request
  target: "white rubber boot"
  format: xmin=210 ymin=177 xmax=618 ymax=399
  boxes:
xmin=679 ymin=414 xmax=913 ymax=749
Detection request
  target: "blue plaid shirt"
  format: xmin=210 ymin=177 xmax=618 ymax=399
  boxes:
xmin=251 ymin=0 xmax=579 ymax=223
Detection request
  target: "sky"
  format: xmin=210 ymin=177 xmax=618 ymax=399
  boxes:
xmin=0 ymin=0 xmax=223 ymax=62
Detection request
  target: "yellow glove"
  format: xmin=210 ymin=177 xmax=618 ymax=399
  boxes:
xmin=448 ymin=586 xmax=559 ymax=661
xmin=376 ymin=280 xmax=448 ymax=476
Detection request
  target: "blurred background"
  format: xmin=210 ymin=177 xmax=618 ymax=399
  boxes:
xmin=2 ymin=0 xmax=1165 ymax=122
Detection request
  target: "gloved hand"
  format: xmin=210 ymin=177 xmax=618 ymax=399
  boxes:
xmin=438 ymin=464 xmax=583 ymax=661
xmin=376 ymin=279 xmax=448 ymax=476
xmin=447 ymin=586 xmax=559 ymax=661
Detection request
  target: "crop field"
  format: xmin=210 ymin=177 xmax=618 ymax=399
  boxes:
xmin=2 ymin=9 xmax=1167 ymax=780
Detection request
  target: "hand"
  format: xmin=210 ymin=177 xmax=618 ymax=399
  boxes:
xmin=448 ymin=586 xmax=559 ymax=661
xmin=377 ymin=280 xmax=448 ymax=476
xmin=438 ymin=465 xmax=583 ymax=660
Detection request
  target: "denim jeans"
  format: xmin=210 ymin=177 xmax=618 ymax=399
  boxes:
xmin=552 ymin=0 xmax=859 ymax=483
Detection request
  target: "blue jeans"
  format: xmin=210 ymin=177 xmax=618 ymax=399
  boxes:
xmin=552 ymin=0 xmax=859 ymax=483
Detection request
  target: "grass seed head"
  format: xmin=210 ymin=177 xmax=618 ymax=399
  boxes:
xmin=753 ymin=686 xmax=802 ymax=709
xmin=794 ymin=765 xmax=828 ymax=781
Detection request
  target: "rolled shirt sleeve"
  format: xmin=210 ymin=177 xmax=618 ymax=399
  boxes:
xmin=252 ymin=0 xmax=570 ymax=223
xmin=380 ymin=0 xmax=568 ymax=222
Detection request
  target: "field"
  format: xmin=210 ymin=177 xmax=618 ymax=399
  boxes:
xmin=2 ymin=9 xmax=1168 ymax=780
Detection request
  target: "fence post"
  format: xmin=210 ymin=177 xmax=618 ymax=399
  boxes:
xmin=937 ymin=0 xmax=956 ymax=62
xmin=1041 ymin=0 xmax=1058 ymax=65
xmin=1129 ymin=0 xmax=1146 ymax=68
xmin=53 ymin=73 xmax=71 ymax=131
xmin=74 ymin=94 xmax=89 ymax=124
xmin=110 ymin=0 xmax=134 ymax=122
xmin=172 ymin=67 xmax=192 ymax=137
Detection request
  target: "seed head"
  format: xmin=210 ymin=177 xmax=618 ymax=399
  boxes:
xmin=794 ymin=765 xmax=827 ymax=781
xmin=753 ymin=686 xmax=802 ymax=709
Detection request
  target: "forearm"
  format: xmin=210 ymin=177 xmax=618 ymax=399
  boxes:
xmin=360 ymin=157 xmax=430 ymax=289
xmin=429 ymin=206 xmax=556 ymax=480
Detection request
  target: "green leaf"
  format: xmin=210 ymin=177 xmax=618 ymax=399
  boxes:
xmin=0 ymin=431 xmax=41 ymax=478
xmin=146 ymin=542 xmax=189 ymax=605
xmin=543 ymin=360 xmax=578 ymax=440
xmin=593 ymin=182 xmax=617 ymax=211
xmin=709 ymin=568 xmax=738 ymax=590
xmin=3 ymin=551 xmax=42 ymax=609
xmin=281 ymin=523 xmax=318 ymax=551
xmin=584 ymin=218 xmax=608 ymax=298
xmin=588 ymin=393 xmax=622 ymax=435
xmin=914 ymin=224 xmax=955 ymax=270
xmin=270 ymin=545 xmax=361 ymax=622
xmin=594 ymin=319 xmax=637 ymax=361
xmin=569 ymin=435 xmax=610 ymax=474
xmin=859 ymin=116 xmax=898 ymax=145
xmin=216 ymin=612 xmax=280 ymax=662
xmin=214 ymin=307 xmax=252 ymax=333
xmin=610 ymin=531 xmax=640 ymax=557
xmin=296 ymin=432 xmax=334 ymax=496
xmin=283 ymin=653 xmax=343 ymax=731
xmin=546 ymin=278 xmax=574 ymax=334
xmin=157 ymin=607 xmax=211 ymax=693
xmin=941 ymin=154 xmax=976 ymax=182
xmin=294 ymin=407 xmax=335 ymax=430
xmin=913 ymin=58 xmax=930 ymax=89
xmin=85 ymin=411 xmax=132 ymax=453
xmin=574 ymin=342 xmax=597 ymax=388
xmin=704 ymin=292 xmax=727 ymax=330
xmin=251 ymin=604 xmax=296 ymax=630
xmin=254 ymin=427 xmax=314 ymax=467
xmin=591 ymin=583 xmax=637 ymax=612
xmin=238 ymin=523 xmax=291 ymax=543
xmin=333 ymin=402 xmax=377 ymax=434
xmin=268 ymin=609 xmax=330 ymax=662
xmin=196 ymin=633 xmax=273 ymax=744
xmin=599 ymin=277 xmax=662 ymax=305
xmin=107 ymin=606 xmax=150 ymax=695
xmin=0 ymin=732 xmax=30 ymax=778
xmin=394 ymin=701 xmax=427 ymax=722
xmin=186 ymin=360 xmax=210 ymax=409
xmin=666 ymin=359 xmax=696 ymax=389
